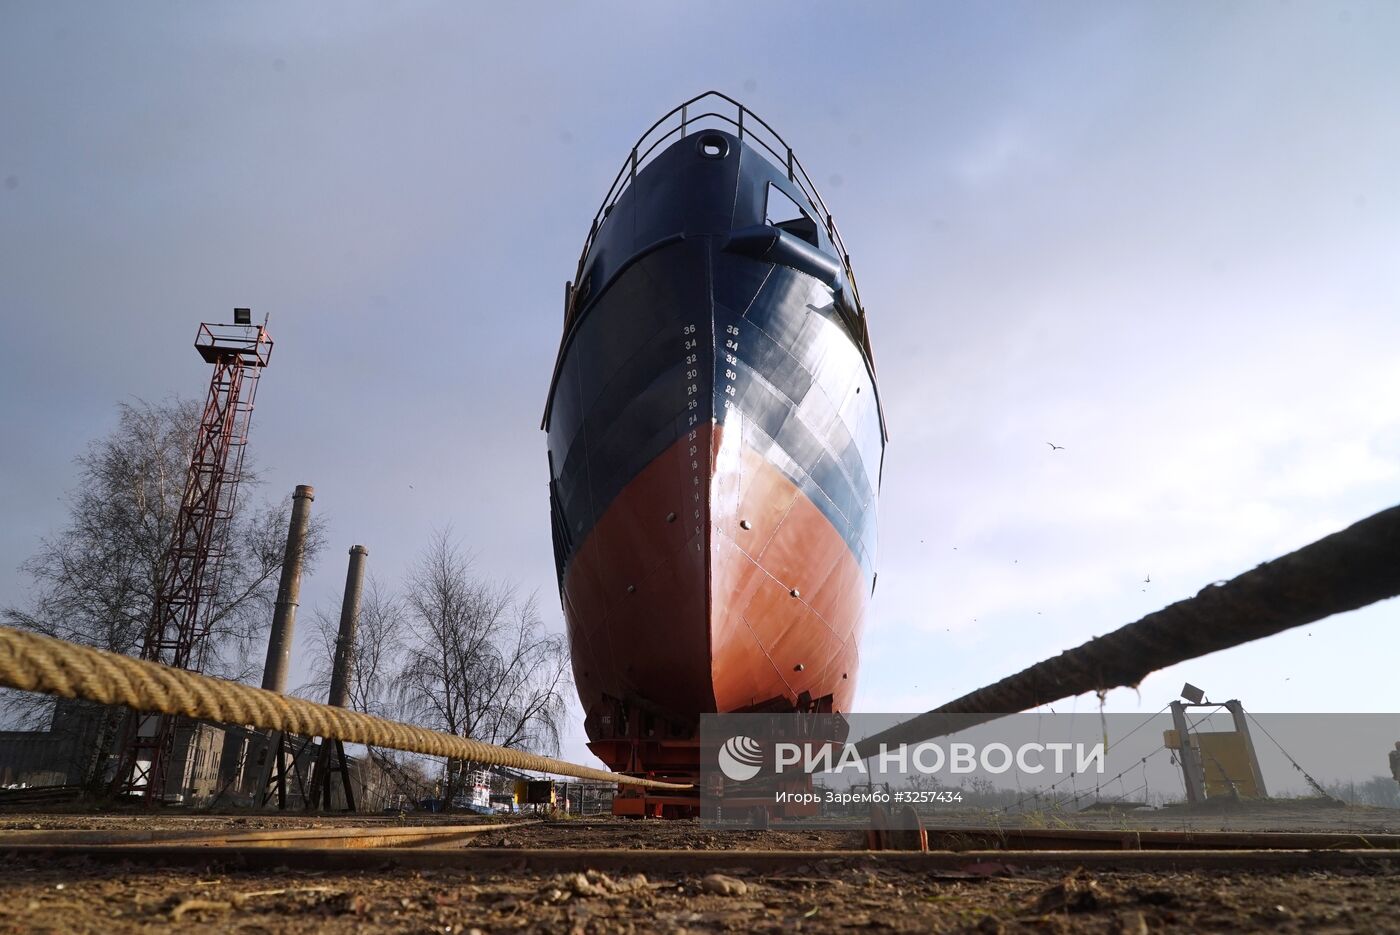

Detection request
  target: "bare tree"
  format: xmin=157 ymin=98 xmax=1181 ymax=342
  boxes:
xmin=300 ymin=575 xmax=404 ymax=718
xmin=298 ymin=576 xmax=432 ymax=805
xmin=395 ymin=529 xmax=570 ymax=806
xmin=2 ymin=397 xmax=323 ymax=782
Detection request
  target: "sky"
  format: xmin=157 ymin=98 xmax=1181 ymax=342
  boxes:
xmin=2 ymin=2 xmax=1398 ymax=777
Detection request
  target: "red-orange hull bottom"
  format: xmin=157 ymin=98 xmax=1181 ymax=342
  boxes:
xmin=562 ymin=421 xmax=868 ymax=786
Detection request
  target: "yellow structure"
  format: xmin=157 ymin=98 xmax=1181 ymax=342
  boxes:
xmin=514 ymin=779 xmax=556 ymax=806
xmin=1168 ymin=698 xmax=1268 ymax=802
xmin=1196 ymin=731 xmax=1262 ymax=798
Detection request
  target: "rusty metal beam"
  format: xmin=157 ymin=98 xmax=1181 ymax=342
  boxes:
xmin=921 ymin=827 xmax=1400 ymax=852
xmin=4 ymin=844 xmax=1399 ymax=874
xmin=0 ymin=822 xmax=533 ymax=850
xmin=5 ymin=822 xmax=1400 ymax=856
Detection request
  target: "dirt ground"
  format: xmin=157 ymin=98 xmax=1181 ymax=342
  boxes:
xmin=3 ymin=852 xmax=1400 ymax=934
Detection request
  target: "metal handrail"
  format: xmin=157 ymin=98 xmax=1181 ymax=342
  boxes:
xmin=570 ymin=91 xmax=866 ymax=322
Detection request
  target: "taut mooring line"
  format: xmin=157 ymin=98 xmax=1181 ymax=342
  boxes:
xmin=857 ymin=503 xmax=1400 ymax=756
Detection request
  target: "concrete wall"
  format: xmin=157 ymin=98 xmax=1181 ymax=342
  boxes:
xmin=0 ymin=731 xmax=77 ymax=786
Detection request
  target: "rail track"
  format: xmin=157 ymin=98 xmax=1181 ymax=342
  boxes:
xmin=5 ymin=823 xmax=1396 ymax=934
xmin=5 ymin=820 xmax=1400 ymax=874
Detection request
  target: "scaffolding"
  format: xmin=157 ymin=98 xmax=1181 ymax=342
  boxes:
xmin=112 ymin=316 xmax=273 ymax=801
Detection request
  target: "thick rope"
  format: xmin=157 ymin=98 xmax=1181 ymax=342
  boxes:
xmin=0 ymin=626 xmax=689 ymax=791
xmin=857 ymin=502 xmax=1400 ymax=756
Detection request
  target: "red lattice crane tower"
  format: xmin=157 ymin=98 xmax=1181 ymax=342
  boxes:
xmin=112 ymin=311 xmax=274 ymax=800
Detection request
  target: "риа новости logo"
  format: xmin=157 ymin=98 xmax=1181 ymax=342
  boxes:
xmin=717 ymin=735 xmax=764 ymax=781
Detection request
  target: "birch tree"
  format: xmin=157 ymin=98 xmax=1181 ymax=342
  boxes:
xmin=395 ymin=530 xmax=569 ymax=806
xmin=2 ymin=397 xmax=323 ymax=783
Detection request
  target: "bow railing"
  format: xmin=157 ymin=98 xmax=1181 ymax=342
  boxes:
xmin=569 ymin=91 xmax=866 ymax=324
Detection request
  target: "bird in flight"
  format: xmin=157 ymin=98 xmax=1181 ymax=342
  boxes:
xmin=1046 ymin=442 xmax=1065 ymax=451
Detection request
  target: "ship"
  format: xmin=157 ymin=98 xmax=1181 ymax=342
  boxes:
xmin=543 ymin=92 xmax=886 ymax=816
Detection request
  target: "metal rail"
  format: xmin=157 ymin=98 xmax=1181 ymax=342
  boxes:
xmin=569 ymin=91 xmax=866 ymax=322
xmin=6 ymin=823 xmax=1396 ymax=853
xmin=920 ymin=828 xmax=1400 ymax=852
xmin=0 ymin=822 xmax=535 ymax=850
xmin=6 ymin=843 xmax=1397 ymax=874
